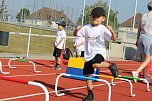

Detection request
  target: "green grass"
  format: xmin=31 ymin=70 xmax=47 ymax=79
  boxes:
xmin=0 ymin=22 xmax=74 ymax=55
xmin=0 ymin=34 xmax=74 ymax=55
xmin=0 ymin=22 xmax=57 ymax=35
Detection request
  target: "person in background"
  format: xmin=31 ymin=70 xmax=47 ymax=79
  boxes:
xmin=132 ymin=2 xmax=152 ymax=83
xmin=73 ymin=25 xmax=85 ymax=58
xmin=77 ymin=7 xmax=119 ymax=101
xmin=53 ymin=21 xmax=66 ymax=70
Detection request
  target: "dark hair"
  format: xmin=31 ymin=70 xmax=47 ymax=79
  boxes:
xmin=147 ymin=2 xmax=152 ymax=11
xmin=56 ymin=21 xmax=66 ymax=27
xmin=90 ymin=7 xmax=106 ymax=17
xmin=148 ymin=5 xmax=152 ymax=11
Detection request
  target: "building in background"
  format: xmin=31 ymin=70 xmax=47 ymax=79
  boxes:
xmin=24 ymin=7 xmax=75 ymax=30
xmin=117 ymin=13 xmax=143 ymax=42
xmin=119 ymin=13 xmax=142 ymax=33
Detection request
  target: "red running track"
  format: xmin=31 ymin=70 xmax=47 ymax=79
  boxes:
xmin=0 ymin=59 xmax=151 ymax=101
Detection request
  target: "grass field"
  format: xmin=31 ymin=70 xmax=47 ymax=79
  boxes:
xmin=0 ymin=22 xmax=74 ymax=55
xmin=0 ymin=34 xmax=74 ymax=55
xmin=0 ymin=22 xmax=55 ymax=35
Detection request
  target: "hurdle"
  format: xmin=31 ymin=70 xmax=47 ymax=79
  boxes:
xmin=93 ymin=74 xmax=150 ymax=93
xmin=55 ymin=73 xmax=111 ymax=101
xmin=118 ymin=75 xmax=150 ymax=92
xmin=66 ymin=57 xmax=100 ymax=80
xmin=0 ymin=61 xmax=10 ymax=74
xmin=0 ymin=75 xmax=49 ymax=101
xmin=93 ymin=74 xmax=136 ymax=97
xmin=66 ymin=57 xmax=137 ymax=97
xmin=8 ymin=58 xmax=41 ymax=73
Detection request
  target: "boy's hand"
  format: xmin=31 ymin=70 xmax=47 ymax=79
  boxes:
xmin=107 ymin=26 xmax=113 ymax=31
xmin=55 ymin=45 xmax=58 ymax=48
xmin=76 ymin=25 xmax=82 ymax=30
xmin=73 ymin=45 xmax=77 ymax=48
xmin=107 ymin=25 xmax=117 ymax=41
xmin=54 ymin=43 xmax=58 ymax=48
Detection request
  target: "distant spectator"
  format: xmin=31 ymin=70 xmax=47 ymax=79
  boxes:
xmin=73 ymin=25 xmax=85 ymax=57
xmin=53 ymin=21 xmax=66 ymax=70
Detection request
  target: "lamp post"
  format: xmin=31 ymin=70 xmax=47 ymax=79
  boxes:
xmin=132 ymin=0 xmax=138 ymax=30
xmin=82 ymin=0 xmax=86 ymax=25
xmin=106 ymin=0 xmax=112 ymax=26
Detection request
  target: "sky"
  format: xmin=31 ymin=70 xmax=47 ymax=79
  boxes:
xmin=3 ymin=0 xmax=152 ymax=23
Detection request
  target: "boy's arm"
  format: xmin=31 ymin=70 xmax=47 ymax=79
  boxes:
xmin=77 ymin=26 xmax=85 ymax=37
xmin=55 ymin=37 xmax=64 ymax=48
xmin=74 ymin=41 xmax=84 ymax=48
xmin=107 ymin=26 xmax=117 ymax=41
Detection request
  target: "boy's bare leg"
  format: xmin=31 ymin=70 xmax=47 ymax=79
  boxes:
xmin=92 ymin=62 xmax=119 ymax=78
xmin=54 ymin=57 xmax=61 ymax=70
xmin=86 ymin=74 xmax=93 ymax=90
xmin=92 ymin=62 xmax=110 ymax=68
xmin=83 ymin=74 xmax=94 ymax=101
xmin=57 ymin=57 xmax=60 ymax=64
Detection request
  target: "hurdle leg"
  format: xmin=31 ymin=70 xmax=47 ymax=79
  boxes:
xmin=120 ymin=78 xmax=135 ymax=97
xmin=29 ymin=61 xmax=41 ymax=73
xmin=119 ymin=75 xmax=150 ymax=92
xmin=140 ymin=78 xmax=150 ymax=92
xmin=55 ymin=73 xmax=67 ymax=96
xmin=93 ymin=74 xmax=135 ymax=97
xmin=8 ymin=58 xmax=16 ymax=68
xmin=0 ymin=76 xmax=49 ymax=101
xmin=96 ymin=78 xmax=111 ymax=101
xmin=111 ymin=78 xmax=116 ymax=86
xmin=0 ymin=61 xmax=10 ymax=74
xmin=110 ymin=78 xmax=135 ymax=97
xmin=112 ymin=78 xmax=135 ymax=97
xmin=55 ymin=73 xmax=111 ymax=101
xmin=28 ymin=81 xmax=49 ymax=101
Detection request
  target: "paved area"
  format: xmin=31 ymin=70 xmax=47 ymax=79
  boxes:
xmin=0 ymin=53 xmax=54 ymax=60
xmin=0 ymin=53 xmax=124 ymax=61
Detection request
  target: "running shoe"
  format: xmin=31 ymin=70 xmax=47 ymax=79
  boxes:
xmin=109 ymin=63 xmax=119 ymax=78
xmin=82 ymin=90 xmax=94 ymax=101
xmin=132 ymin=71 xmax=138 ymax=83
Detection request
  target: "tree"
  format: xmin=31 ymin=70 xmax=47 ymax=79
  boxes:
xmin=0 ymin=0 xmax=8 ymax=21
xmin=16 ymin=8 xmax=30 ymax=22
xmin=77 ymin=1 xmax=118 ymax=29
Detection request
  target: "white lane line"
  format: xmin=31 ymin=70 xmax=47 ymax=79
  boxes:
xmin=2 ymin=65 xmax=50 ymax=67
xmin=117 ymin=64 xmax=140 ymax=65
xmin=0 ymin=81 xmax=125 ymax=101
xmin=2 ymin=63 xmax=140 ymax=67
xmin=3 ymin=73 xmax=59 ymax=78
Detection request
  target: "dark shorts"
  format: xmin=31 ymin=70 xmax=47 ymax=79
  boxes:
xmin=53 ymin=48 xmax=62 ymax=57
xmin=83 ymin=54 xmax=105 ymax=75
xmin=81 ymin=51 xmax=84 ymax=57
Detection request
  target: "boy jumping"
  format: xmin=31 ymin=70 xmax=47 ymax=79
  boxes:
xmin=77 ymin=7 xmax=119 ymax=101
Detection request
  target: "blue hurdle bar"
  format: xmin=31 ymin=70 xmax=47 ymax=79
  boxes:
xmin=55 ymin=73 xmax=111 ymax=101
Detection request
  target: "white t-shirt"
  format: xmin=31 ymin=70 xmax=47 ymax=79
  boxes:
xmin=73 ymin=36 xmax=85 ymax=51
xmin=77 ymin=24 xmax=112 ymax=62
xmin=54 ymin=30 xmax=66 ymax=49
xmin=141 ymin=11 xmax=152 ymax=35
